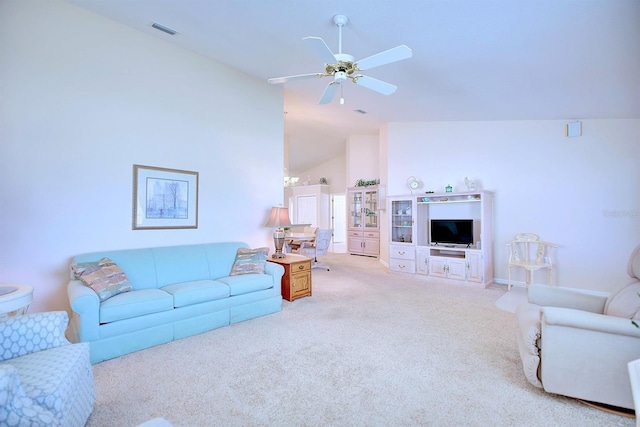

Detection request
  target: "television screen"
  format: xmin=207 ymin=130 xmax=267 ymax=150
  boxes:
xmin=430 ymin=219 xmax=473 ymax=246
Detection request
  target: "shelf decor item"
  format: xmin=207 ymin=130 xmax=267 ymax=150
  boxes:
xmin=132 ymin=165 xmax=199 ymax=230
xmin=445 ymin=184 xmax=453 ymax=193
xmin=265 ymin=205 xmax=292 ymax=259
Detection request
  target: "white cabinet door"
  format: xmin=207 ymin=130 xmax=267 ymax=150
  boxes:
xmin=416 ymin=248 xmax=429 ymax=275
xmin=363 ymin=231 xmax=380 ymax=256
xmin=466 ymin=252 xmax=483 ymax=283
xmin=296 ymin=195 xmax=317 ymax=225
xmin=430 ymin=257 xmax=447 ymax=278
xmin=447 ymin=258 xmax=466 ymax=280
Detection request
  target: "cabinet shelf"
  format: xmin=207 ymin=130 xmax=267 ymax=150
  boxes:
xmin=418 ymin=199 xmax=481 ymax=205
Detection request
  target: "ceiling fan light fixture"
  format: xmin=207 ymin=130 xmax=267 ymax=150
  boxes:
xmin=267 ymin=14 xmax=412 ymax=105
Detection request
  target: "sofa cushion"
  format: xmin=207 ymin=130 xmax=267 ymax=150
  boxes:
xmin=100 ymin=289 xmax=173 ymax=324
xmin=230 ymin=247 xmax=269 ymax=276
xmin=152 ymin=245 xmax=212 ymax=287
xmin=72 ymin=258 xmax=133 ymax=301
xmin=217 ymin=274 xmax=273 ymax=296
xmin=604 ymin=282 xmax=640 ymax=320
xmin=161 ymin=280 xmax=230 ymax=308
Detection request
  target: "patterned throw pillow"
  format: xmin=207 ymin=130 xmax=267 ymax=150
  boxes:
xmin=71 ymin=257 xmax=133 ymax=301
xmin=230 ymin=247 xmax=269 ymax=276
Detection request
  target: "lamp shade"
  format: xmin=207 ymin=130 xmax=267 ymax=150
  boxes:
xmin=265 ymin=206 xmax=292 ymax=229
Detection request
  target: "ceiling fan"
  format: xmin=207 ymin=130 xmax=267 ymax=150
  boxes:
xmin=268 ymin=14 xmax=412 ymax=105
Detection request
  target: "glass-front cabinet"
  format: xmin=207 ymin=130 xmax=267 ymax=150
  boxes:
xmin=348 ymin=187 xmax=379 ymax=230
xmin=347 ymin=186 xmax=382 ymax=257
xmin=388 ymin=196 xmax=417 ymax=273
xmin=390 ymin=197 xmax=415 ymax=244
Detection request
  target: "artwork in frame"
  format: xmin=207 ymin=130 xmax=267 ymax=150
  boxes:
xmin=132 ymin=164 xmax=199 ymax=230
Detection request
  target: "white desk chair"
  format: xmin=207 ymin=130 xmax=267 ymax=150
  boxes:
xmin=506 ymin=233 xmax=558 ymax=290
xmin=296 ymin=229 xmax=332 ymax=271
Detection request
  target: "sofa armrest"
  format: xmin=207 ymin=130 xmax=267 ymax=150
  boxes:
xmin=528 ymin=284 xmax=608 ymax=313
xmin=67 ymin=280 xmax=100 ymax=342
xmin=540 ymin=306 xmax=640 ymax=408
xmin=0 ymin=311 xmax=70 ymax=361
xmin=542 ymin=306 xmax=640 ymax=337
xmin=264 ymin=262 xmax=285 ymax=282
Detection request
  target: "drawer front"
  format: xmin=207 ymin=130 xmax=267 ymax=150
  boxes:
xmin=348 ymin=230 xmax=364 ymax=238
xmin=389 ymin=245 xmax=415 ymax=260
xmin=363 ymin=231 xmax=379 ymax=239
xmin=389 ymin=258 xmax=416 ymax=273
xmin=291 ymin=260 xmax=311 ymax=273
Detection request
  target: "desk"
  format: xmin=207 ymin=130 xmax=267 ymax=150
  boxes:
xmin=285 ymin=232 xmax=315 ymax=253
xmin=0 ymin=284 xmax=33 ymax=319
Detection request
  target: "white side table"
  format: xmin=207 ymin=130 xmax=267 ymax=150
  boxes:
xmin=0 ymin=284 xmax=33 ymax=320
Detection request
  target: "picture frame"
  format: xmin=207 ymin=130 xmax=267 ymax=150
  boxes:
xmin=132 ymin=164 xmax=199 ymax=230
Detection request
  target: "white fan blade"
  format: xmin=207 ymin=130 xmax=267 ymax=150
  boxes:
xmin=302 ymin=36 xmax=336 ymax=64
xmin=268 ymin=73 xmax=325 ymax=84
xmin=354 ymin=75 xmax=397 ymax=95
xmin=355 ymin=45 xmax=412 ymax=71
xmin=319 ymin=82 xmax=340 ymax=104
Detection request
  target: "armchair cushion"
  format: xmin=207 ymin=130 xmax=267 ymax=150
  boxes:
xmin=0 ymin=311 xmax=70 ymax=361
xmin=604 ymin=282 xmax=640 ymax=320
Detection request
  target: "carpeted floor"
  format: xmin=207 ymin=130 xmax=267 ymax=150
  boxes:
xmin=494 ymin=286 xmax=527 ymax=313
xmin=87 ymin=253 xmax=634 ymax=427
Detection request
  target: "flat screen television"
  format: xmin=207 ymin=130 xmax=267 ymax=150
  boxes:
xmin=430 ymin=219 xmax=473 ymax=246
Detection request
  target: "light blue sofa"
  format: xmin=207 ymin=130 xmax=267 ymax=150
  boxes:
xmin=0 ymin=311 xmax=94 ymax=426
xmin=66 ymin=242 xmax=284 ymax=364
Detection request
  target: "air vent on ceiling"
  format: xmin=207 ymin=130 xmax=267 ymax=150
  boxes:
xmin=151 ymin=22 xmax=178 ymax=36
xmin=354 ymin=109 xmax=368 ymax=115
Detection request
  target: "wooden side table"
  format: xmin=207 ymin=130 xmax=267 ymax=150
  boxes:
xmin=268 ymin=254 xmax=312 ymax=301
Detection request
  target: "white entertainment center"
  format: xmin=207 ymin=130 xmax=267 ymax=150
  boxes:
xmin=388 ymin=190 xmax=494 ymax=286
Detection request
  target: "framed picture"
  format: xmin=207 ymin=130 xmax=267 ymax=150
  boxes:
xmin=132 ymin=165 xmax=199 ymax=230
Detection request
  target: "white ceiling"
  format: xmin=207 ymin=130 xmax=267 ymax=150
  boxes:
xmin=68 ymin=0 xmax=640 ymax=174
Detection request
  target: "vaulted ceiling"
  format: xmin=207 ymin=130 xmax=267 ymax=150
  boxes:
xmin=68 ymin=0 xmax=640 ymax=174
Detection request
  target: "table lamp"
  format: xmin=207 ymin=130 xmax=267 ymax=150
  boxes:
xmin=265 ymin=205 xmax=292 ymax=258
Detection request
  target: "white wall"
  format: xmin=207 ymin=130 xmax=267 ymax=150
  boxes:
xmin=346 ymin=135 xmax=380 ymax=187
xmin=385 ymin=119 xmax=640 ymax=292
xmin=0 ymin=0 xmax=284 ymax=312
xmin=295 ymin=153 xmax=346 ymax=195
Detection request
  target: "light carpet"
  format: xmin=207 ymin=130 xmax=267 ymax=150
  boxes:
xmin=87 ymin=253 xmax=633 ymax=427
xmin=494 ymin=286 xmax=527 ymax=313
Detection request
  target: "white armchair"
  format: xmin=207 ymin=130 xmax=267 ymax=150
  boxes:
xmin=0 ymin=311 xmax=95 ymax=426
xmin=515 ymin=244 xmax=640 ymax=410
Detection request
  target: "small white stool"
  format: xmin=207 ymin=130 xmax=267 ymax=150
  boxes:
xmin=0 ymin=284 xmax=33 ymax=320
